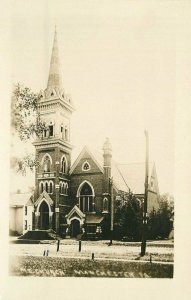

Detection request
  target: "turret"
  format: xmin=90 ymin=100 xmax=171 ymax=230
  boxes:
xmin=103 ymin=138 xmax=112 ymax=193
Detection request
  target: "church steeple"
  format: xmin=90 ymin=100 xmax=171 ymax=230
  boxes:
xmin=47 ymin=27 xmax=63 ymax=90
xmin=34 ymin=28 xmax=75 ymax=233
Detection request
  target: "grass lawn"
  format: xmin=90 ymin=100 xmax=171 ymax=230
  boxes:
xmin=9 ymin=239 xmax=174 ymax=262
xmin=9 ymin=255 xmax=173 ymax=278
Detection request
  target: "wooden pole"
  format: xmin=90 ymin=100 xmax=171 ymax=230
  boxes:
xmin=109 ymin=177 xmax=114 ymax=245
xmin=141 ymin=130 xmax=149 ymax=256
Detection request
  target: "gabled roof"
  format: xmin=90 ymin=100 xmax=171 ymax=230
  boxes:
xmin=66 ymin=205 xmax=85 ymax=220
xmin=114 ymin=162 xmax=156 ymax=194
xmin=70 ymin=146 xmax=103 ymax=174
xmin=85 ymin=214 xmax=104 ymax=224
xmin=10 ymin=193 xmax=34 ymax=207
xmin=34 ymin=190 xmax=54 ymax=207
xmin=70 ymin=145 xmax=158 ymax=196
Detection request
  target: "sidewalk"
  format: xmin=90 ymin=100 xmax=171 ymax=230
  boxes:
xmin=9 ymin=239 xmax=174 ymax=263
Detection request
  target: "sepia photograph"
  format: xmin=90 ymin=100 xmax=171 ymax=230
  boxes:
xmin=1 ymin=0 xmax=191 ymax=299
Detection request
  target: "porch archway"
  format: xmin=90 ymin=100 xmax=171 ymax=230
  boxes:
xmin=71 ymin=218 xmax=81 ymax=238
xmin=39 ymin=201 xmax=50 ymax=229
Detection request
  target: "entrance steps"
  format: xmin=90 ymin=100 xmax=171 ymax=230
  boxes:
xmin=17 ymin=230 xmax=58 ymax=241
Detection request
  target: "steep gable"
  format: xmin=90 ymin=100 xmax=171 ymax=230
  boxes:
xmin=34 ymin=190 xmax=54 ymax=207
xmin=66 ymin=205 xmax=85 ymax=221
xmin=70 ymin=146 xmax=103 ymax=175
xmin=149 ymin=163 xmax=160 ymax=195
xmin=114 ymin=162 xmax=159 ymax=195
xmin=10 ymin=193 xmax=34 ymax=207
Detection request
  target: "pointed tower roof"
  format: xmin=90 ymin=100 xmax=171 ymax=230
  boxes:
xmin=47 ymin=27 xmax=63 ymax=90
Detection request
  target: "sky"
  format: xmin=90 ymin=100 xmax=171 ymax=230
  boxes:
xmin=9 ymin=0 xmax=183 ymax=195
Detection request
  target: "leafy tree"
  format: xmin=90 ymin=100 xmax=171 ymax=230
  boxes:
xmin=147 ymin=208 xmax=160 ymax=239
xmin=157 ymin=194 xmax=174 ymax=239
xmin=11 ymin=84 xmax=46 ymax=174
xmin=125 ymin=194 xmax=142 ymax=241
xmin=147 ymin=194 xmax=174 ymax=239
xmin=114 ymin=193 xmax=142 ymax=241
xmin=115 ymin=193 xmax=174 ymax=241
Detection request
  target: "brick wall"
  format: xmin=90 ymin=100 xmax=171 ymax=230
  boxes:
xmin=70 ymin=173 xmax=104 ymax=213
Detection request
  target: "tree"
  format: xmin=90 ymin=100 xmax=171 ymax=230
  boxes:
xmin=147 ymin=194 xmax=174 ymax=239
xmin=11 ymin=84 xmax=46 ymax=174
xmin=158 ymin=194 xmax=174 ymax=239
xmin=147 ymin=208 xmax=160 ymax=240
xmin=125 ymin=194 xmax=142 ymax=241
xmin=114 ymin=193 xmax=142 ymax=241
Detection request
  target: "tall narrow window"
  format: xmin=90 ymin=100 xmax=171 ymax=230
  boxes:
xmin=103 ymin=198 xmax=108 ymax=212
xmin=79 ymin=182 xmax=94 ymax=213
xmin=49 ymin=125 xmax=54 ymax=137
xmin=61 ymin=125 xmax=64 ymax=139
xmin=61 ymin=156 xmax=67 ymax=173
xmin=65 ymin=127 xmax=68 ymax=141
xmin=65 ymin=183 xmax=68 ymax=195
xmin=43 ymin=129 xmax=48 ymax=138
xmin=62 ymin=183 xmax=65 ymax=195
xmin=25 ymin=220 xmax=27 ymax=230
xmin=49 ymin=182 xmax=53 ymax=193
xmin=25 ymin=206 xmax=27 ymax=216
xmin=59 ymin=182 xmax=62 ymax=194
xmin=45 ymin=182 xmax=48 ymax=192
xmin=43 ymin=156 xmax=51 ymax=172
xmin=40 ymin=182 xmax=44 ymax=193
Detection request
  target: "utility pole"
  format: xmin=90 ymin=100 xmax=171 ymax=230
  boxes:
xmin=109 ymin=177 xmax=114 ymax=245
xmin=141 ymin=130 xmax=149 ymax=256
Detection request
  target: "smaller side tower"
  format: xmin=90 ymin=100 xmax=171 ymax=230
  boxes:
xmin=102 ymin=138 xmax=112 ymax=213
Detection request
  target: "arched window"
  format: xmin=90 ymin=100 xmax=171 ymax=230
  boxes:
xmin=49 ymin=181 xmax=53 ymax=194
xmin=59 ymin=182 xmax=62 ymax=194
xmin=65 ymin=126 xmax=68 ymax=141
xmin=61 ymin=156 xmax=67 ymax=173
xmin=45 ymin=182 xmax=48 ymax=193
xmin=40 ymin=182 xmax=44 ymax=193
xmin=43 ymin=129 xmax=48 ymax=138
xmin=61 ymin=125 xmax=64 ymax=139
xmin=62 ymin=183 xmax=65 ymax=195
xmin=43 ymin=155 xmax=51 ymax=172
xmin=59 ymin=182 xmax=65 ymax=195
xmin=79 ymin=182 xmax=94 ymax=213
xmin=65 ymin=183 xmax=68 ymax=195
xmin=48 ymin=125 xmax=54 ymax=137
xmin=103 ymin=197 xmax=108 ymax=212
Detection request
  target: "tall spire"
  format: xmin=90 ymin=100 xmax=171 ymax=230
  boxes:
xmin=47 ymin=27 xmax=63 ymax=90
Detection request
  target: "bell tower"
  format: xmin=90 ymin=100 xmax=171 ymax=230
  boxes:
xmin=33 ymin=28 xmax=75 ymax=233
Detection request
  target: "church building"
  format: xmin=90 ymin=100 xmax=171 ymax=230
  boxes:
xmin=31 ymin=29 xmax=160 ymax=239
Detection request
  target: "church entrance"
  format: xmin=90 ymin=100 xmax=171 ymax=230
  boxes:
xmin=39 ymin=201 xmax=49 ymax=229
xmin=71 ymin=219 xmax=80 ymax=238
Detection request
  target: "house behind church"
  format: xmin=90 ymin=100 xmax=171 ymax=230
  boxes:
xmin=9 ymin=192 xmax=34 ymax=235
